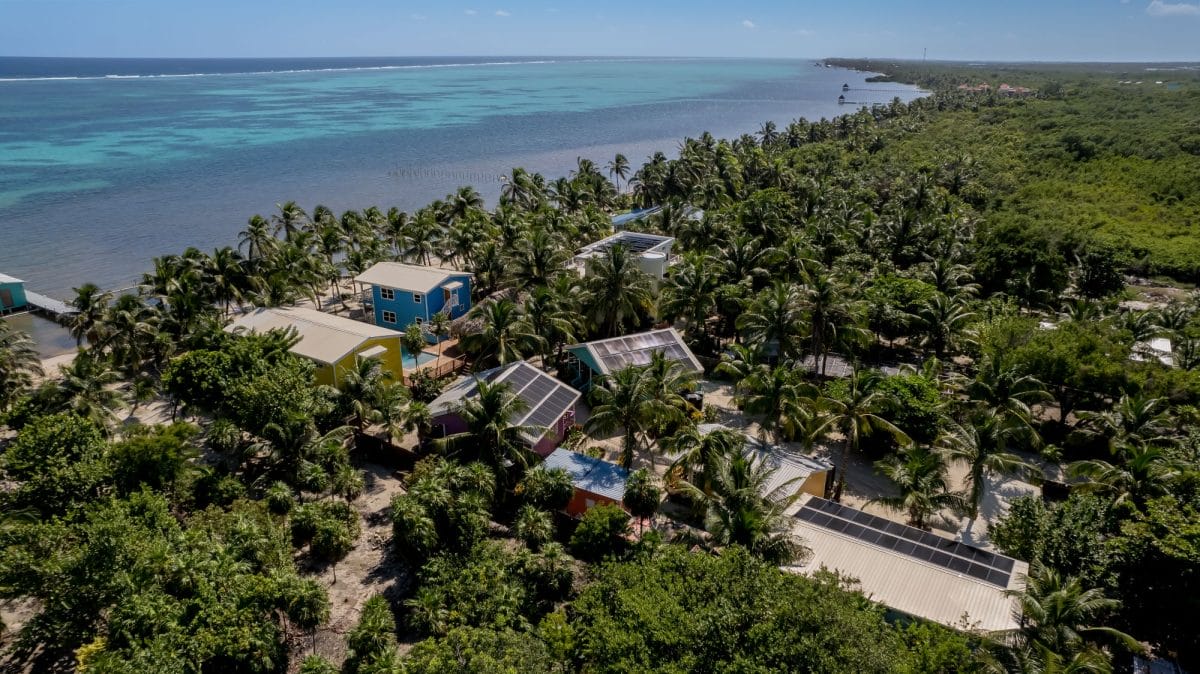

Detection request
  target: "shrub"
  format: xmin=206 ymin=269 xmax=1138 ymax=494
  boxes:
xmin=345 ymin=595 xmax=397 ymax=674
xmin=513 ymin=505 xmax=555 ymax=551
xmin=520 ymin=467 xmax=574 ymax=511
xmin=569 ymin=503 xmax=631 ymax=561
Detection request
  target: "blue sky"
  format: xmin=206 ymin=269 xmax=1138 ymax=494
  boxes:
xmin=1 ymin=0 xmax=1198 ymax=61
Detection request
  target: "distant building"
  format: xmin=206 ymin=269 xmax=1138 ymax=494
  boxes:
xmin=610 ymin=206 xmax=662 ymax=230
xmin=788 ymin=494 xmax=1027 ymax=633
xmin=225 ymin=306 xmax=404 ymax=387
xmin=564 ymin=328 xmax=703 ymax=389
xmin=689 ymin=424 xmax=833 ymax=500
xmin=0 ymin=273 xmax=28 ymax=314
xmin=428 ymin=361 xmax=582 ymax=457
xmin=572 ymin=231 xmax=676 ymax=280
xmin=354 ymin=262 xmax=472 ymax=338
xmin=956 ymin=82 xmax=993 ymax=93
xmin=541 ymin=448 xmax=630 ymax=517
xmin=997 ymin=83 xmax=1034 ymax=97
xmin=1132 ymin=337 xmax=1175 ymax=367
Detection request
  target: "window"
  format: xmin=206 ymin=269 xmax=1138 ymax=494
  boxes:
xmin=380 ymin=287 xmax=395 ymax=301
xmin=413 ymin=292 xmax=423 ymax=304
xmin=382 ymin=310 xmax=397 ymax=324
xmin=415 ymin=317 xmax=423 ymax=325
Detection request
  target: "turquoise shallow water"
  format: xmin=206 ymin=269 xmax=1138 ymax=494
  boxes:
xmin=0 ymin=57 xmax=923 ymax=297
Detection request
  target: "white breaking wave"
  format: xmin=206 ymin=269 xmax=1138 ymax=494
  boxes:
xmin=0 ymin=58 xmax=654 ymax=83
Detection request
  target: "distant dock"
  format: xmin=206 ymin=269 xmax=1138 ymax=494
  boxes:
xmin=25 ymin=290 xmax=77 ymax=317
xmin=0 ymin=272 xmax=77 ymax=319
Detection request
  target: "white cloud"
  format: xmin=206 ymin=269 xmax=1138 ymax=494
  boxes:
xmin=1147 ymin=0 xmax=1200 ymax=16
xmin=410 ymin=13 xmax=427 ymax=20
xmin=742 ymin=19 xmax=756 ymax=29
xmin=464 ymin=8 xmax=477 ymax=15
xmin=495 ymin=9 xmax=511 ymax=16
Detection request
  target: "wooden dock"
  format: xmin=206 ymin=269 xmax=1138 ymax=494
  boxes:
xmin=24 ymin=290 xmax=76 ymax=317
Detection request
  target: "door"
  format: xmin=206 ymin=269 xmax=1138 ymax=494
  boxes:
xmin=0 ymin=288 xmax=12 ymax=310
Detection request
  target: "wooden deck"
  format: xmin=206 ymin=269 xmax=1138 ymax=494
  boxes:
xmin=24 ymin=290 xmax=76 ymax=317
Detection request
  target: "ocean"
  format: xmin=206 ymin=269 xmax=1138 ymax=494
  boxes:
xmin=0 ymin=56 xmax=923 ymax=302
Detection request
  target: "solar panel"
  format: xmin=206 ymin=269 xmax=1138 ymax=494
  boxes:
xmin=796 ymin=498 xmax=1015 ymax=588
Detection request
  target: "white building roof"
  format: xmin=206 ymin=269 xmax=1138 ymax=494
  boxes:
xmin=354 ymin=261 xmax=471 ymax=292
xmin=0 ymin=273 xmax=24 ymax=284
xmin=225 ymin=306 xmax=399 ymax=365
xmin=573 ymin=231 xmax=674 ymax=262
xmin=692 ymin=424 xmax=830 ymax=503
xmin=429 ymin=361 xmax=581 ymax=444
xmin=787 ymin=494 xmax=1026 ymax=634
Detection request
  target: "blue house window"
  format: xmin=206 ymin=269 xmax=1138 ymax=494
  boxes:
xmin=382 ymin=310 xmax=397 ymax=324
xmin=380 ymin=287 xmax=395 ymax=300
xmin=413 ymin=292 xmax=423 ymax=304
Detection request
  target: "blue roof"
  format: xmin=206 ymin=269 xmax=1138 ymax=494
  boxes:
xmin=542 ymin=448 xmax=629 ymax=501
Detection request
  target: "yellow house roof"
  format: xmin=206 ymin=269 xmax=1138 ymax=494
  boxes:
xmin=225 ymin=307 xmax=400 ymax=365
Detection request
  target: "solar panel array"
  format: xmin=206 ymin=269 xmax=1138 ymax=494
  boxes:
xmin=497 ymin=363 xmax=580 ymax=434
xmin=582 ymin=233 xmax=672 ymax=256
xmin=589 ymin=330 xmax=701 ymax=374
xmin=796 ymin=497 xmax=1015 ymax=588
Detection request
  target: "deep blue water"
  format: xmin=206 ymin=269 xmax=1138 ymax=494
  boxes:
xmin=0 ymin=56 xmax=923 ymax=297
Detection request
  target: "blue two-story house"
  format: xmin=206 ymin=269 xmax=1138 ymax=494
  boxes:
xmin=354 ymin=262 xmax=472 ymax=341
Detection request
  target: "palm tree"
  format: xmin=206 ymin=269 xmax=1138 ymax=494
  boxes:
xmin=509 ymin=228 xmax=568 ymax=288
xmin=871 ymin=445 xmax=963 ymax=529
xmin=67 ymin=282 xmax=112 ymax=346
xmin=584 ymin=365 xmax=658 ymax=468
xmin=203 ymin=247 xmax=250 ymax=316
xmin=0 ymin=321 xmax=43 ymax=410
xmin=461 ymin=298 xmax=542 ymax=366
xmin=607 ymin=153 xmax=630 ymax=193
xmin=523 ymin=286 xmax=578 ymax=368
xmin=1068 ymin=443 xmax=1180 ymax=507
xmin=1006 ymin=562 xmax=1137 ymax=665
xmin=238 ymin=214 xmax=277 ymax=263
xmin=438 ymin=379 xmax=539 ymax=481
xmin=738 ymin=365 xmax=819 ymax=444
xmin=937 ymin=413 xmax=1031 ymax=523
xmin=917 ymin=293 xmax=976 ymax=358
xmin=969 ymin=358 xmax=1052 ymax=427
xmin=664 ymin=424 xmax=742 ymax=494
xmin=799 ymin=269 xmax=866 ymax=375
xmin=583 ymin=244 xmax=654 ymax=338
xmin=272 ymin=200 xmax=309 ymax=239
xmin=682 ymin=452 xmax=809 ymax=564
xmin=427 ymin=311 xmax=452 ymax=361
xmin=54 ymin=352 xmax=126 ymax=429
xmin=821 ymin=369 xmax=910 ymax=501
xmin=737 ymin=282 xmax=805 ymax=361
xmin=339 ymin=357 xmax=392 ymax=434
xmin=1076 ymin=394 xmax=1175 ymax=450
xmin=659 ymin=252 xmax=719 ymax=341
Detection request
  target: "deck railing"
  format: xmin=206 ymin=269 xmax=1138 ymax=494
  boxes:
xmin=405 ymin=354 xmax=467 ymax=383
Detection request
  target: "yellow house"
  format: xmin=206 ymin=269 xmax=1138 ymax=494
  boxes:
xmin=225 ymin=306 xmax=404 ymax=387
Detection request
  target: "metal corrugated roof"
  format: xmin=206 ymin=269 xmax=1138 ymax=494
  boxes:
xmin=0 ymin=273 xmax=24 ymax=284
xmin=429 ymin=361 xmax=581 ymax=444
xmin=224 ymin=307 xmax=400 ymax=365
xmin=787 ymin=494 xmax=1026 ymax=634
xmin=542 ymin=448 xmax=629 ymax=501
xmin=354 ymin=261 xmax=471 ymax=292
xmin=575 ymin=230 xmax=674 ymax=259
xmin=567 ymin=328 xmax=703 ymax=376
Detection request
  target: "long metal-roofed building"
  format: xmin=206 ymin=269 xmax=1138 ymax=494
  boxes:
xmin=564 ymin=328 xmax=703 ymax=389
xmin=224 ymin=306 xmax=404 ymax=387
xmin=428 ymin=361 xmax=582 ymax=457
xmin=541 ymin=448 xmax=629 ymax=517
xmin=788 ymin=493 xmax=1027 ymax=634
xmin=572 ymin=231 xmax=675 ymax=279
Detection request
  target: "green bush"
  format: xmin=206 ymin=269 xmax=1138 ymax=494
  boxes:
xmin=569 ymin=503 xmax=631 ymax=562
